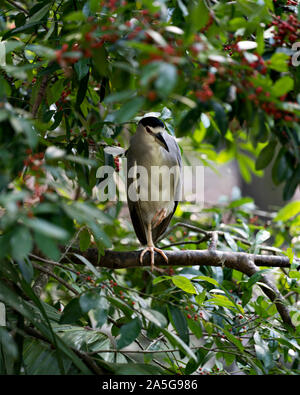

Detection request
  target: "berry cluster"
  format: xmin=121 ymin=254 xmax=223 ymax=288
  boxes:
xmin=114 ymin=156 xmax=120 ymax=172
xmin=221 ymin=41 xmax=299 ymax=123
xmin=195 ymin=72 xmax=216 ymax=101
xmin=55 ymin=86 xmax=71 ymax=112
xmin=271 ymin=14 xmax=300 ymax=46
xmin=22 ymin=150 xmax=47 ymax=206
xmin=286 ymin=0 xmax=298 ymax=5
xmin=241 ymin=52 xmax=267 ymax=75
xmin=185 ymin=304 xmax=204 ymax=321
xmin=100 ymin=0 xmax=127 ymax=12
xmin=23 ymin=150 xmax=44 ymax=175
xmin=200 ymin=14 xmax=214 ymax=33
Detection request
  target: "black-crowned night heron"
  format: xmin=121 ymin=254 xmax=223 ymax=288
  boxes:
xmin=126 ymin=116 xmax=182 ymax=271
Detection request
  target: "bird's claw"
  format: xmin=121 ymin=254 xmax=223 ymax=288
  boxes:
xmin=140 ymin=246 xmax=168 ymax=272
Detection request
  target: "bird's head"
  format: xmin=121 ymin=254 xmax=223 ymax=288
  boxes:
xmin=138 ymin=116 xmax=169 ymax=151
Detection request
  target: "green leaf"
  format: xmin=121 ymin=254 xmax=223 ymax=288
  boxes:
xmin=112 ymin=97 xmax=145 ymax=123
xmin=24 ymin=218 xmax=69 ymax=241
xmin=268 ymin=53 xmax=289 ymax=72
xmin=74 ymin=58 xmax=90 ymax=81
xmin=274 ymin=201 xmax=300 ymax=222
xmin=255 ymin=140 xmax=277 ymax=170
xmin=254 ymin=332 xmax=273 ymax=371
xmin=171 ymin=275 xmax=197 ymax=294
xmin=0 ymin=76 xmax=11 ymax=98
xmin=224 ymin=232 xmax=238 ymax=252
xmin=72 ymin=253 xmax=99 ymax=277
xmin=76 ymin=72 xmax=89 ymax=106
xmin=255 ymin=229 xmax=271 ymax=244
xmin=93 ymin=300 xmax=109 ymax=329
xmin=256 ymin=26 xmax=264 ymax=55
xmin=211 ymin=101 xmax=228 ymax=136
xmin=152 ymin=275 xmax=171 ymax=285
xmin=103 ymin=90 xmax=136 ymax=104
xmin=79 ymin=291 xmax=101 ymax=313
xmin=141 ymin=308 xmax=167 ymax=328
xmin=222 ymin=328 xmax=244 ymax=352
xmin=228 ymin=197 xmax=253 ymax=208
xmin=190 ymin=0 xmax=209 ymax=30
xmin=79 ymin=228 xmax=91 ymax=251
xmin=0 ymin=280 xmax=91 ymax=374
xmin=283 ymin=165 xmax=300 ymax=201
xmin=168 ymin=305 xmax=189 ymax=344
xmin=116 ymin=317 xmax=142 ymax=349
xmin=28 ymin=4 xmax=51 ymax=24
xmin=23 ymin=338 xmax=70 ymax=375
xmin=34 ymin=232 xmax=61 ymax=261
xmin=107 ymin=297 xmax=133 ymax=319
xmin=187 ymin=317 xmax=203 ymax=339
xmin=272 ymin=148 xmax=288 ymax=185
xmin=46 ymin=78 xmax=65 ymax=105
xmin=92 ymin=46 xmax=109 ymax=76
xmin=0 ymin=327 xmax=18 ymax=361
xmin=26 ymin=44 xmax=55 ymax=59
xmin=246 ymin=270 xmax=268 ymax=289
xmin=10 ymin=226 xmax=33 ymax=260
xmin=9 ymin=117 xmax=38 ymax=147
xmin=272 ymin=76 xmax=294 ymax=97
xmin=193 ymin=275 xmax=219 ymax=287
xmin=17 ymin=258 xmax=34 ymax=284
xmin=155 ymin=62 xmax=177 ymax=96
xmin=206 ymin=294 xmax=237 ymax=310
xmin=161 ymin=327 xmax=197 ymax=361
xmin=59 ymin=298 xmax=83 ymax=324
xmin=195 ymin=290 xmax=206 ymax=305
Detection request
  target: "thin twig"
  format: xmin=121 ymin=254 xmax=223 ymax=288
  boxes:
xmin=5 ymin=0 xmax=29 ymax=15
xmin=208 ymin=231 xmax=218 ymax=250
xmin=32 ymin=262 xmax=79 ymax=295
xmin=158 ymin=221 xmax=284 ymax=255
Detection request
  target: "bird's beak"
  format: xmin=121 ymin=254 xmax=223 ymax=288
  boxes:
xmin=146 ymin=127 xmax=169 ymax=152
xmin=155 ymin=132 xmax=169 ymax=151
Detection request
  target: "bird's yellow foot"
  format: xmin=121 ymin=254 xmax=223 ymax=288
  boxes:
xmin=139 ymin=246 xmax=168 ymax=272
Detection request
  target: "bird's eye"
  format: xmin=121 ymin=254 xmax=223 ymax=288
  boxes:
xmin=146 ymin=126 xmax=153 ymax=134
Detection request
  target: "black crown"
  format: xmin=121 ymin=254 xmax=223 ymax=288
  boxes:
xmin=139 ymin=116 xmax=165 ymax=129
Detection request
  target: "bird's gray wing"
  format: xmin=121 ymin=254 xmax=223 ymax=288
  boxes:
xmin=163 ymin=132 xmax=182 ymax=201
xmin=152 ymin=201 xmax=178 ymax=243
xmin=152 ymin=132 xmax=182 ymax=243
xmin=126 ymin=148 xmax=147 ymax=246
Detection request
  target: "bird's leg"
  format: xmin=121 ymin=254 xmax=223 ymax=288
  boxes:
xmin=151 ymin=208 xmax=167 ymax=228
xmin=140 ymin=222 xmax=168 ymax=271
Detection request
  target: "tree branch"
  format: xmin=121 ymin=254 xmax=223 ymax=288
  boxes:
xmin=32 ymin=262 xmax=79 ymax=295
xmin=70 ymin=248 xmax=292 ymax=269
xmin=5 ymin=0 xmax=29 ymax=15
xmin=66 ymin=248 xmax=294 ymax=329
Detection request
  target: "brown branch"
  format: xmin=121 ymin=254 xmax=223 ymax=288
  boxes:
xmin=208 ymin=231 xmax=218 ymax=250
xmin=70 ymin=248 xmax=292 ymax=269
xmin=66 ymin=248 xmax=294 ymax=329
xmin=32 ymin=262 xmax=53 ymax=297
xmin=31 ymin=73 xmax=50 ymax=118
xmin=157 ymin=222 xmax=283 ymax=255
xmin=32 ymin=262 xmax=79 ymax=295
xmin=5 ymin=0 xmax=29 ymax=15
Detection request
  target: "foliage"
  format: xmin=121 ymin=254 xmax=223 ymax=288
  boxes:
xmin=0 ymin=0 xmax=299 ymax=375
